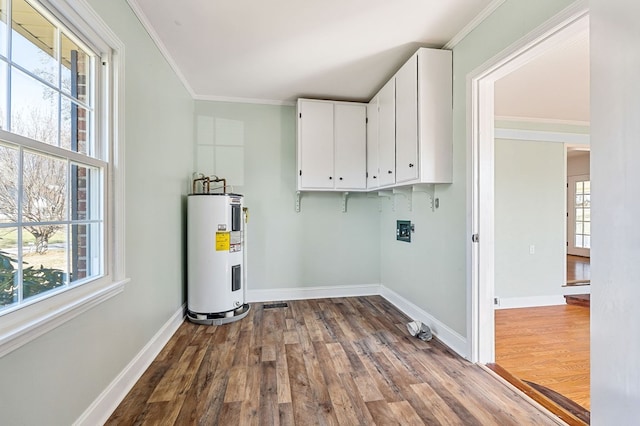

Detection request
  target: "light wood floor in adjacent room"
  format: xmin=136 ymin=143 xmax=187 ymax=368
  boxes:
xmin=567 ymin=255 xmax=590 ymax=284
xmin=108 ymin=296 xmax=558 ymax=425
xmin=495 ymin=305 xmax=590 ymax=410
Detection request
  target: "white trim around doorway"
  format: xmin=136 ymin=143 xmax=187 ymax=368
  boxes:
xmin=467 ymin=1 xmax=589 ymax=364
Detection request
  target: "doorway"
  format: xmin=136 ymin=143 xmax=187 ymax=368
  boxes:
xmin=467 ymin=2 xmax=589 ymax=366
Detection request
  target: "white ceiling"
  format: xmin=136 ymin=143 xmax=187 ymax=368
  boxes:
xmin=495 ymin=27 xmax=590 ymax=124
xmin=128 ymin=0 xmax=497 ymax=104
xmin=127 ymin=0 xmax=589 ymax=124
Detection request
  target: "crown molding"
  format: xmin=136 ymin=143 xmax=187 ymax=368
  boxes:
xmin=126 ymin=0 xmax=196 ymax=98
xmin=443 ymin=0 xmax=507 ymax=50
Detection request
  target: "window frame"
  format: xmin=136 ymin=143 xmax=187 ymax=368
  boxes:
xmin=0 ymin=0 xmax=127 ymax=358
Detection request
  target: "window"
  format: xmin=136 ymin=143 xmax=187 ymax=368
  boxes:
xmin=574 ymin=180 xmax=591 ymax=249
xmin=0 ymin=0 xmax=125 ymax=356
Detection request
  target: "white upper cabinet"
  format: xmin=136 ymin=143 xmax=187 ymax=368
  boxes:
xmin=395 ymin=55 xmax=419 ymax=183
xmin=369 ymin=47 xmax=452 ymax=189
xmin=297 ymin=100 xmax=334 ymax=190
xmin=297 ymin=99 xmax=366 ymax=191
xmin=334 ymin=103 xmax=367 ymax=190
xmin=366 ymin=96 xmax=380 ymax=189
xmin=377 ymin=79 xmax=396 ymax=187
xmin=412 ymin=48 xmax=452 ymax=184
xmin=296 ymin=47 xmax=452 ymax=195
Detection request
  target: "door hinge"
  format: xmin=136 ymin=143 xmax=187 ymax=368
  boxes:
xmin=472 ymin=234 xmax=479 ymax=243
xmin=299 ymin=170 xmax=302 ymax=176
xmin=299 ymin=112 xmax=302 ymax=118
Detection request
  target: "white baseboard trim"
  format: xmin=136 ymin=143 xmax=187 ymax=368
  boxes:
xmin=74 ymin=304 xmax=186 ymax=426
xmin=496 ymin=286 xmax=591 ymax=309
xmin=564 ymin=285 xmax=591 ymax=295
xmin=379 ymin=286 xmax=468 ymax=359
xmin=246 ymin=284 xmax=382 ymax=303
xmin=496 ymin=295 xmax=565 ymax=309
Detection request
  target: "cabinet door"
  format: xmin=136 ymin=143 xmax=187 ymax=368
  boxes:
xmin=377 ymin=79 xmax=396 ymax=186
xmin=366 ymin=97 xmax=380 ymax=189
xmin=395 ymin=55 xmax=419 ymax=183
xmin=298 ymin=100 xmax=334 ymax=189
xmin=334 ymin=103 xmax=367 ymax=190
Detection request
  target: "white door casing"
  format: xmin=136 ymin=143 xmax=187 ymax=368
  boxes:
xmin=467 ymin=4 xmax=589 ymax=364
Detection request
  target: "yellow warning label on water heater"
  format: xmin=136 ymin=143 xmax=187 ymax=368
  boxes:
xmin=215 ymin=232 xmax=230 ymax=251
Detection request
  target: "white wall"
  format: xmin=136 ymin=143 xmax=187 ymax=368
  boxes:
xmin=0 ymin=0 xmax=194 ymax=424
xmin=194 ymin=101 xmax=381 ymax=293
xmin=567 ymin=151 xmax=590 ymax=176
xmin=591 ymin=0 xmax=640 ymax=422
xmin=494 ymin=139 xmax=565 ymax=306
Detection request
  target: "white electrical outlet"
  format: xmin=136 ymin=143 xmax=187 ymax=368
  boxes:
xmin=529 ymin=244 xmax=535 ymax=254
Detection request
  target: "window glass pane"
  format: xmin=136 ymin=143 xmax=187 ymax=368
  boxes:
xmin=575 ymin=235 xmax=583 ymax=248
xmin=0 ymin=0 xmax=7 ymax=57
xmin=583 ymin=221 xmax=591 ymax=235
xmin=61 ymin=98 xmax=90 ymax=154
xmin=575 ymin=222 xmax=583 ymax=235
xmin=71 ymin=222 xmax=100 ymax=284
xmin=71 ymin=163 xmax=100 ymax=220
xmin=22 ymin=150 xmax=67 ymax=225
xmin=584 ymin=235 xmax=591 ymax=249
xmin=0 ymin=143 xmax=18 ymax=224
xmin=584 ymin=208 xmax=591 ymax=221
xmin=11 ymin=67 xmax=59 ymax=145
xmin=583 ymin=181 xmax=590 ymax=195
xmin=60 ymin=32 xmax=92 ymax=105
xmin=0 ymin=61 xmax=6 ymax=130
xmin=11 ymin=0 xmax=58 ymax=86
xmin=22 ymin=225 xmax=67 ymax=300
xmin=575 ymin=182 xmax=583 ymax=194
xmin=575 ymin=208 xmax=583 ymax=221
xmin=0 ymin=226 xmax=19 ymax=309
xmin=583 ymin=194 xmax=590 ymax=207
xmin=575 ymin=194 xmax=583 ymax=207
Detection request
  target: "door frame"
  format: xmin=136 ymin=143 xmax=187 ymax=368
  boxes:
xmin=467 ymin=3 xmax=589 ymax=363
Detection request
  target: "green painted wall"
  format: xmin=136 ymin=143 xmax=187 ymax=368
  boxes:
xmin=380 ymin=0 xmax=577 ymax=337
xmin=0 ymin=0 xmax=194 ymax=424
xmin=194 ymin=101 xmax=381 ymax=291
xmin=494 ymin=139 xmax=565 ymax=300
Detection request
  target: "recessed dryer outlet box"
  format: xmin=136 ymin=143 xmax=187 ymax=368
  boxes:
xmin=396 ymin=220 xmax=412 ymax=242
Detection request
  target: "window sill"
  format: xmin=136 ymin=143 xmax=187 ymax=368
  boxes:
xmin=0 ymin=277 xmax=129 ymax=358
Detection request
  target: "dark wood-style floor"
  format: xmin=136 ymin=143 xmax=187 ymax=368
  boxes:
xmin=108 ymin=296 xmax=557 ymax=425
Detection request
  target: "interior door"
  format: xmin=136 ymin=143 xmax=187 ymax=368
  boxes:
xmin=567 ymin=174 xmax=591 ymax=257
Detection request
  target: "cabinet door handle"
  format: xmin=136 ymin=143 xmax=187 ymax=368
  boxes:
xmin=373 ymin=176 xmax=377 ymax=179
xmin=339 ymin=177 xmax=343 ymax=180
xmin=388 ymin=170 xmax=393 ymax=174
xmin=329 ymin=176 xmax=333 ymax=180
xmin=409 ymin=163 xmax=414 ymax=168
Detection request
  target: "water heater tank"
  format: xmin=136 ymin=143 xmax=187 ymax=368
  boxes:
xmin=187 ymin=193 xmax=250 ymax=325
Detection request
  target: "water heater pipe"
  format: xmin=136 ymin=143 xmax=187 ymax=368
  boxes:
xmin=191 ymin=175 xmax=228 ymax=194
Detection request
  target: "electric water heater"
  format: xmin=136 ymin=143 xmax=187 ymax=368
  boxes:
xmin=187 ymin=192 xmax=250 ymax=325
